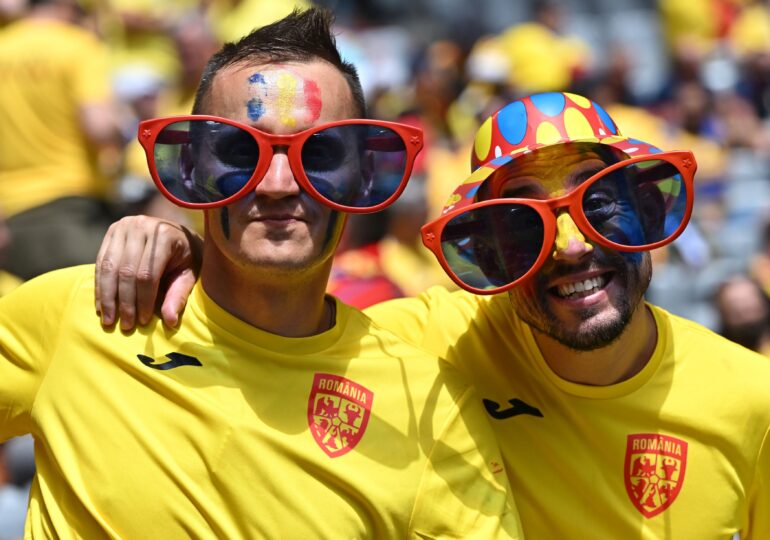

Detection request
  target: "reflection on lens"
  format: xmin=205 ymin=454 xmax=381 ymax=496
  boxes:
xmin=440 ymin=204 xmax=544 ymax=290
xmin=583 ymin=159 xmax=687 ymax=247
xmin=214 ymin=128 xmax=259 ymax=169
xmin=303 ymin=124 xmax=407 ymax=208
xmin=154 ymin=120 xmax=258 ymax=205
xmin=302 ymin=132 xmax=346 ymax=172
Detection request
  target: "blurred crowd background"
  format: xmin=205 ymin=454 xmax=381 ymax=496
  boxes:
xmin=2 ymin=0 xmax=770 ymax=535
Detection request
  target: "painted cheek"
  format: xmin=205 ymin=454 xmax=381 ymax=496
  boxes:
xmin=319 ymin=212 xmax=345 ymax=259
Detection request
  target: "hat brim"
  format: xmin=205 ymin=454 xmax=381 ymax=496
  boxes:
xmin=442 ymin=136 xmax=664 ymax=214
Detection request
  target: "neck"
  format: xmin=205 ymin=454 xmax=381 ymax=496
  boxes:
xmin=534 ymin=302 xmax=658 ymax=386
xmin=200 ymin=258 xmax=334 ymax=338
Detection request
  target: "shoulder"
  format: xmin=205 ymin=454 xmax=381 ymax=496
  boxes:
xmin=653 ymin=304 xmax=770 ymax=396
xmin=655 ymin=304 xmax=767 ymax=360
xmin=0 ymin=264 xmax=94 ymax=304
xmin=366 ymin=286 xmax=490 ymax=322
xmin=342 ymin=302 xmax=475 ymax=397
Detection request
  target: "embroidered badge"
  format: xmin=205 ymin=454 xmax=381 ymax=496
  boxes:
xmin=308 ymin=373 xmax=373 ymax=458
xmin=624 ymin=433 xmax=688 ymax=518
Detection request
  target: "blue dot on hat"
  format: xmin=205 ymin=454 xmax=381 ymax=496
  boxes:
xmin=497 ymin=101 xmax=527 ymax=145
xmin=531 ymin=92 xmax=566 ymax=117
xmin=592 ymin=101 xmax=618 ymax=135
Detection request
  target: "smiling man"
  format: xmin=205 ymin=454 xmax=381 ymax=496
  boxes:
xmin=0 ymin=9 xmax=523 ymax=538
xmin=379 ymin=93 xmax=770 ymax=537
xmin=99 ymin=91 xmax=770 ymax=537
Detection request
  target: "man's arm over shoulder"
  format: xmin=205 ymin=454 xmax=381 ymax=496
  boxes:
xmin=407 ymin=359 xmax=524 ymax=539
xmin=365 ymin=286 xmax=483 ymax=360
xmin=0 ymin=266 xmax=90 ymax=440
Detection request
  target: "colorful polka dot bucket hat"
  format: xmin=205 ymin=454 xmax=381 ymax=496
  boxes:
xmin=442 ymin=91 xmax=664 ymax=214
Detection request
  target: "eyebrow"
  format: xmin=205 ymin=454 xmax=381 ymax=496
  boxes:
xmin=571 ymin=165 xmax=604 ymax=186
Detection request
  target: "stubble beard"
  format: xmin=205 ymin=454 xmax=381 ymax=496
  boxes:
xmin=510 ymin=251 xmax=652 ymax=351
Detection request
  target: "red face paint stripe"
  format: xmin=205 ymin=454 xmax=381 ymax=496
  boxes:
xmin=304 ymin=80 xmax=322 ymax=122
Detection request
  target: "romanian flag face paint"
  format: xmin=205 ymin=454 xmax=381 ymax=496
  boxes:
xmin=246 ymin=68 xmax=322 ymax=127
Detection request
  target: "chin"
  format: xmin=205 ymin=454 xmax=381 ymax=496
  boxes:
xmin=511 ymin=287 xmax=636 ymax=352
xmin=549 ymin=310 xmax=630 ymax=351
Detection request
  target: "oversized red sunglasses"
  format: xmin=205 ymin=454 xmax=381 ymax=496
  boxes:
xmin=421 ymin=151 xmax=697 ymax=295
xmin=137 ymin=115 xmax=424 ymax=213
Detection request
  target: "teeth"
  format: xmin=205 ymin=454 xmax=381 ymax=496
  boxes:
xmin=556 ymin=276 xmax=607 ymax=298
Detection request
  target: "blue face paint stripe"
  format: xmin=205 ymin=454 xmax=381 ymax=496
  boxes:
xmin=247 ymin=98 xmax=264 ymax=121
xmin=220 ymin=207 xmax=230 ymax=239
xmin=247 ymin=72 xmax=267 ymax=120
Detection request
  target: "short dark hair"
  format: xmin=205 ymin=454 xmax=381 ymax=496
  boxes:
xmin=193 ymin=7 xmax=365 ymax=117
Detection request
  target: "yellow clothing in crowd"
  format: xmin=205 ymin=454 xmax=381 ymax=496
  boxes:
xmin=99 ymin=0 xmax=198 ymax=79
xmin=0 ymin=18 xmax=111 ymax=217
xmin=498 ymin=21 xmax=590 ymax=93
xmin=206 ymin=0 xmax=310 ymax=43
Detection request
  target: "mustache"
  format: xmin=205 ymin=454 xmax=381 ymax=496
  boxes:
xmin=540 ymin=247 xmax=629 ymax=283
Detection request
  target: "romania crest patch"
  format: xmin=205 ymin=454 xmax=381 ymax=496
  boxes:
xmin=624 ymin=433 xmax=688 ymax=518
xmin=308 ymin=373 xmax=373 ymax=458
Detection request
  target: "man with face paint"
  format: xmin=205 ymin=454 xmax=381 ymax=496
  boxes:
xmin=0 ymin=9 xmax=525 ymax=538
xmin=97 ymin=91 xmax=770 ymax=537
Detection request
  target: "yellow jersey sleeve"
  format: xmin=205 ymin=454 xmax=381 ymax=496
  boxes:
xmin=365 ymin=286 xmax=485 ymax=359
xmin=0 ymin=266 xmax=86 ymax=439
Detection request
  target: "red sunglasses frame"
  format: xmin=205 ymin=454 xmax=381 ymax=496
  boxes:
xmin=421 ymin=150 xmax=697 ymax=295
xmin=137 ymin=115 xmax=424 ymax=213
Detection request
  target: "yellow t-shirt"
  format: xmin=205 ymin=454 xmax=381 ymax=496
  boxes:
xmin=0 ymin=266 xmax=523 ymax=539
xmin=0 ymin=19 xmax=111 ymax=216
xmin=100 ymin=0 xmax=198 ymax=79
xmin=206 ymin=0 xmax=310 ymax=43
xmin=0 ymin=270 xmax=22 ymax=296
xmin=367 ymin=287 xmax=770 ymax=538
xmin=730 ymin=3 xmax=770 ymax=56
xmin=498 ymin=22 xmax=590 ymax=93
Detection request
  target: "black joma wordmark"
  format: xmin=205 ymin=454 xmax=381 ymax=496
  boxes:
xmin=483 ymin=398 xmax=543 ymax=419
xmin=137 ymin=352 xmax=202 ymax=370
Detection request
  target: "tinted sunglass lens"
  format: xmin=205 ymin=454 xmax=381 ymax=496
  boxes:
xmin=439 ymin=204 xmax=544 ymax=290
xmin=153 ymin=120 xmax=258 ymax=205
xmin=583 ymin=159 xmax=688 ymax=248
xmin=303 ymin=124 xmax=408 ymax=209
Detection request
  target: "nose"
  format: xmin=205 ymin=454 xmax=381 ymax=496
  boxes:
xmin=254 ymin=149 xmax=301 ymax=199
xmin=552 ymin=211 xmax=593 ymax=262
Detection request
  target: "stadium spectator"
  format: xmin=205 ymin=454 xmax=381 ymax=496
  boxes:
xmin=0 ymin=0 xmax=121 ymax=279
xmin=0 ymin=8 xmax=522 ymax=537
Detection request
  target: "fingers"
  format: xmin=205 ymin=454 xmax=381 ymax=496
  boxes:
xmin=94 ymin=215 xmax=201 ymax=331
xmin=95 ymin=222 xmax=127 ymax=327
xmin=133 ymin=222 xmax=184 ymax=324
xmin=160 ymin=268 xmax=197 ymax=327
xmin=116 ymin=221 xmax=157 ymax=331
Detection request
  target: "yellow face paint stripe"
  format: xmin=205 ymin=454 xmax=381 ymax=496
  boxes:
xmin=276 ymin=72 xmax=299 ymax=127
